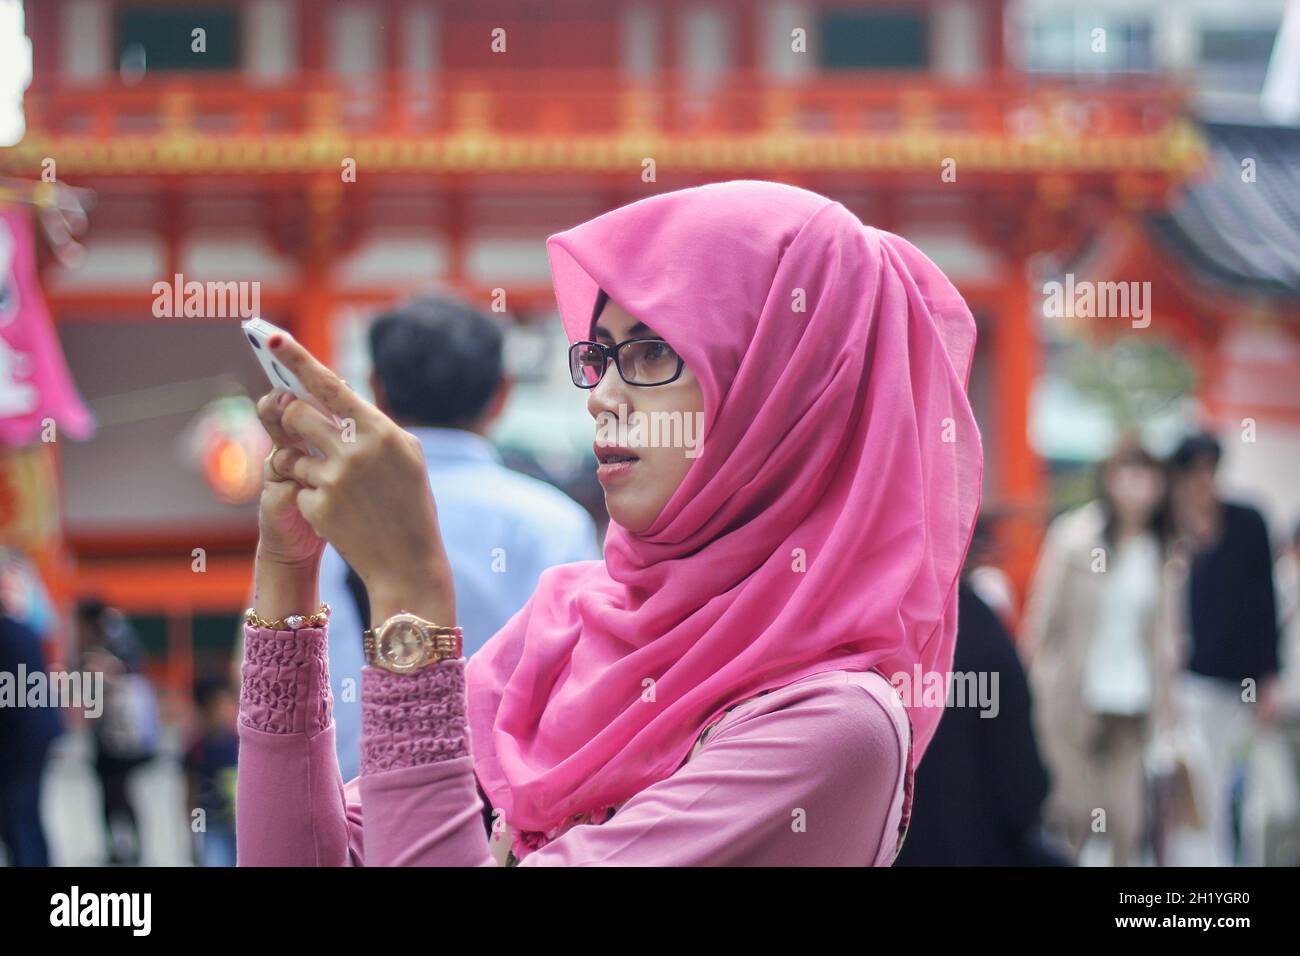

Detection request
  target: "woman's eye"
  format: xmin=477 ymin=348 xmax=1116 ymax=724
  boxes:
xmin=646 ymin=341 xmax=670 ymax=359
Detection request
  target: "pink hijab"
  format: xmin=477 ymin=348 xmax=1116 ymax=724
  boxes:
xmin=465 ymin=180 xmax=982 ymax=852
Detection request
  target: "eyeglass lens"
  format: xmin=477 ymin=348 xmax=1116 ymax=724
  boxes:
xmin=571 ymin=340 xmax=679 ymax=386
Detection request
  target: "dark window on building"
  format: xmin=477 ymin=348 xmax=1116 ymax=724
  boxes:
xmin=1200 ymin=26 xmax=1278 ymax=90
xmin=125 ymin=615 xmax=167 ymax=658
xmin=819 ymin=9 xmax=929 ymax=70
xmin=117 ymin=7 xmax=240 ymax=72
xmin=1201 ymin=26 xmax=1278 ymax=64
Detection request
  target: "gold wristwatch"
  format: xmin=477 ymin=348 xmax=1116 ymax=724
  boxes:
xmin=363 ymin=612 xmax=463 ymax=674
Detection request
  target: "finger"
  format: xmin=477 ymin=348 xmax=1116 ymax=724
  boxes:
xmin=264 ymin=447 xmax=298 ymax=485
xmin=294 ymin=485 xmax=327 ymax=533
xmin=266 ymin=445 xmax=300 ymax=483
xmin=257 ymin=390 xmax=308 ymax=453
xmin=281 ymin=398 xmax=346 ymax=455
xmin=268 ymin=333 xmax=373 ymax=424
xmin=271 ymin=445 xmax=327 ymax=488
xmin=256 ymin=390 xmax=288 ymax=434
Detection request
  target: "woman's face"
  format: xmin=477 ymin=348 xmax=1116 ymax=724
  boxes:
xmin=586 ymin=299 xmax=705 ymax=533
xmin=1105 ymin=461 xmax=1164 ymax=527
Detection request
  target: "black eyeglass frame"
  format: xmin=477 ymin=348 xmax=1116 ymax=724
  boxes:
xmin=568 ymin=338 xmax=686 ymax=389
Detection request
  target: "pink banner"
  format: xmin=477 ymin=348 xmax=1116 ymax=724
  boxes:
xmin=0 ymin=205 xmax=94 ymax=447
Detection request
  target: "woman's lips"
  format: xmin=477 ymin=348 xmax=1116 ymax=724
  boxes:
xmin=595 ymin=444 xmax=640 ymax=484
xmin=596 ymin=458 xmax=638 ymax=483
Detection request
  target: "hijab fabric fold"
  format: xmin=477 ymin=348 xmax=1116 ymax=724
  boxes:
xmin=465 ymin=180 xmax=983 ymax=855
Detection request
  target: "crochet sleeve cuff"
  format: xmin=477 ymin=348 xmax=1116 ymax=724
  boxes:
xmin=238 ymin=624 xmax=332 ymax=737
xmin=360 ymin=660 xmax=471 ymax=775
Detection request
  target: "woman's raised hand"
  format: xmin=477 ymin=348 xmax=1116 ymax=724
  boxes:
xmin=255 ymin=388 xmax=326 ymax=572
xmin=259 ymin=333 xmax=456 ymax=628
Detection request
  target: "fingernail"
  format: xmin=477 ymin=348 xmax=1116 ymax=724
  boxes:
xmin=268 ymin=334 xmax=283 ymax=349
xmin=277 ymin=391 xmax=293 ymax=408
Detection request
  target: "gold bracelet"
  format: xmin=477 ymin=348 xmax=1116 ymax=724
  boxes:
xmin=244 ymin=602 xmax=331 ymax=631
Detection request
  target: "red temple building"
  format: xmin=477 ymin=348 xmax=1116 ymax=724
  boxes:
xmin=9 ymin=0 xmax=1294 ymax=702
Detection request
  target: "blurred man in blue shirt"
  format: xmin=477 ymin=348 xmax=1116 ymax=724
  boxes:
xmin=321 ymin=295 xmax=600 ymax=783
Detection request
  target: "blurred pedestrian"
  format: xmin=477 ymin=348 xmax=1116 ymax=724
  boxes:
xmin=1253 ymin=518 xmax=1300 ymax=865
xmin=1276 ymin=519 xmax=1300 ymax=718
xmin=76 ymin=598 xmax=160 ymax=866
xmin=0 ymin=605 xmax=64 ymax=866
xmin=1164 ymin=432 xmax=1281 ymax=866
xmin=0 ymin=548 xmax=57 ymax=641
xmin=183 ymin=677 xmax=239 ymax=867
xmin=314 ymin=293 xmax=601 ymax=784
xmin=896 ymin=579 xmax=1066 ymax=865
xmin=963 ymin=512 xmax=1017 ymax=631
xmin=1019 ymin=437 xmax=1182 ymax=866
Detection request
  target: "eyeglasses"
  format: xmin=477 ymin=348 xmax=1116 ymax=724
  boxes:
xmin=568 ymin=338 xmax=686 ymax=388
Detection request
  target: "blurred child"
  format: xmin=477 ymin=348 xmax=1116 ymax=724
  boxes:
xmin=183 ymin=677 xmax=239 ymax=867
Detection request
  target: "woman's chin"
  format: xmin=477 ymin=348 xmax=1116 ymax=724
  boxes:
xmin=605 ymin=495 xmax=655 ymax=535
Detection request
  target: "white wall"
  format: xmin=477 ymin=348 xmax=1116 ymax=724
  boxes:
xmin=329 ymin=2 xmax=381 ymax=74
xmin=761 ymin=1 xmax=814 ymax=80
xmin=1215 ymin=322 xmax=1300 ymax=541
xmin=60 ymin=0 xmax=109 ymax=80
xmin=182 ymin=231 xmax=297 ymax=285
xmin=465 ymin=234 xmax=554 ymax=285
xmin=335 ymin=232 xmax=448 ymax=289
xmin=245 ymin=0 xmax=298 ymax=80
xmin=679 ymin=3 xmax=732 ymax=95
xmin=622 ymin=2 xmax=660 ymax=78
xmin=403 ymin=3 xmax=439 ymax=74
xmin=933 ymin=0 xmax=985 ymax=78
xmin=45 ymin=232 xmax=164 ymax=290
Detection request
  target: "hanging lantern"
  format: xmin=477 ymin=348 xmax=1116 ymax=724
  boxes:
xmin=181 ymin=395 xmax=270 ymax=505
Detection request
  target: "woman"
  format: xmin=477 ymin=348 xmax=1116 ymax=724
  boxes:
xmin=236 ymin=180 xmax=982 ymax=866
xmin=1019 ymin=437 xmax=1183 ymax=866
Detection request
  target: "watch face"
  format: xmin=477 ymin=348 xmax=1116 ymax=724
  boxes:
xmin=379 ymin=619 xmax=426 ymax=671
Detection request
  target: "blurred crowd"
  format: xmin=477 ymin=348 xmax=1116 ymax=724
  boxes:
xmin=3 ymin=292 xmax=1299 ymax=867
xmin=901 ymin=432 xmax=1300 ymax=866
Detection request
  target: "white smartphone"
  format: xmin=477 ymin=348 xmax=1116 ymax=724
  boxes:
xmin=242 ymin=317 xmax=315 ymax=402
xmin=242 ymin=317 xmax=337 ymax=456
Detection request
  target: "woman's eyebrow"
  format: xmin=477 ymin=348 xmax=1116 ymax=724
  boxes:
xmin=593 ymin=321 xmax=656 ymax=341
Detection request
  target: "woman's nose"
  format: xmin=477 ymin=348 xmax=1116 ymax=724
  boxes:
xmin=587 ymin=362 xmax=631 ymax=420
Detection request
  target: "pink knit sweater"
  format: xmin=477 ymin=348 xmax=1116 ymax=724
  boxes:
xmin=235 ymin=623 xmax=913 ymax=866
